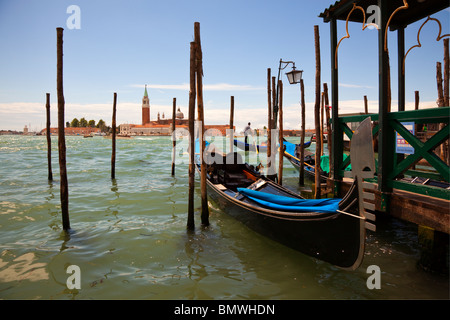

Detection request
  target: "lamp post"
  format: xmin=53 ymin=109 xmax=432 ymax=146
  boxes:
xmin=274 ymin=59 xmax=306 ymax=186
xmin=273 ymin=59 xmax=303 ymax=129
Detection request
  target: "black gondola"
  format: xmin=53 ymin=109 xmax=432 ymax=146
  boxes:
xmin=196 ymin=119 xmax=376 ymax=270
xmin=233 ymin=138 xmax=311 ymax=153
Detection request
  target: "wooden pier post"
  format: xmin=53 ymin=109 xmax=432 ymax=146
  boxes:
xmin=278 ymin=80 xmax=284 ymax=185
xmin=444 ymin=39 xmax=449 ymax=107
xmin=171 ymin=97 xmax=176 ymax=176
xmin=314 ymin=25 xmax=322 ymax=199
xmin=56 ymin=27 xmax=70 ymax=231
xmin=194 ymin=22 xmax=209 ymax=227
xmin=46 ymin=93 xmax=53 ymax=181
xmin=443 ymin=39 xmax=449 ymax=165
xmin=111 ymin=92 xmax=117 ymax=180
xmin=229 ymin=96 xmax=234 ymax=153
xmin=187 ymin=41 xmax=196 ymax=231
xmin=299 ymin=79 xmax=306 ymax=186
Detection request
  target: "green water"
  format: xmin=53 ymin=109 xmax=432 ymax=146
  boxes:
xmin=0 ymin=135 xmax=448 ymax=300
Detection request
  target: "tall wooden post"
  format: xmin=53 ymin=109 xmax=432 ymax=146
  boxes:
xmin=194 ymin=22 xmax=209 ymax=227
xmin=320 ymin=92 xmax=324 ymax=156
xmin=444 ymin=39 xmax=449 ymax=107
xmin=398 ymin=27 xmax=405 ymax=111
xmin=229 ymin=96 xmax=234 ymax=153
xmin=436 ymin=62 xmax=448 ymax=163
xmin=56 ymin=27 xmax=70 ymax=231
xmin=171 ymin=97 xmax=176 ymax=176
xmin=436 ymin=62 xmax=444 ymax=108
xmin=377 ymin=0 xmax=395 ymax=211
xmin=443 ymin=39 xmax=449 ymax=165
xmin=187 ymin=41 xmax=196 ymax=230
xmin=111 ymin=92 xmax=117 ymax=180
xmin=299 ymin=79 xmax=306 ymax=186
xmin=330 ymin=17 xmax=342 ymax=196
xmin=267 ymin=68 xmax=273 ymax=178
xmin=272 ymin=76 xmax=276 ymax=130
xmin=324 ymin=83 xmax=332 ymax=177
xmin=415 ymin=91 xmax=420 ymax=110
xmin=46 ymin=93 xmax=53 ymax=181
xmin=278 ymin=80 xmax=284 ymax=185
xmin=314 ymin=25 xmax=322 ymax=199
xmin=364 ymin=95 xmax=369 ymax=114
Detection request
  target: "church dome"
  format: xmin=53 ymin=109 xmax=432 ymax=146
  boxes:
xmin=176 ymin=108 xmax=184 ymax=119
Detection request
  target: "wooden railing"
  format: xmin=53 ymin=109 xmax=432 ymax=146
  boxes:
xmin=333 ymin=107 xmax=449 ymax=202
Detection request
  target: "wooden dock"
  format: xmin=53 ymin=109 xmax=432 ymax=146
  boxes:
xmin=336 ymin=178 xmax=449 ymax=234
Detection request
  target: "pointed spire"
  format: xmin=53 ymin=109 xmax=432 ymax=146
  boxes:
xmin=144 ymin=84 xmax=148 ymax=97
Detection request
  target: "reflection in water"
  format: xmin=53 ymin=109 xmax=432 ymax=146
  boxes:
xmin=184 ymin=229 xmax=210 ymax=299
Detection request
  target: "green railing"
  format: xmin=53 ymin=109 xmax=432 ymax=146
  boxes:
xmin=334 ymin=107 xmax=450 ymax=202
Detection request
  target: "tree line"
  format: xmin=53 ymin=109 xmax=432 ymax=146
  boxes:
xmin=66 ymin=118 xmax=110 ymax=132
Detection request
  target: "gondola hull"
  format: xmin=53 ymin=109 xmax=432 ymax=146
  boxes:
xmin=203 ymin=169 xmax=364 ymax=270
xmin=233 ymin=139 xmax=266 ymax=152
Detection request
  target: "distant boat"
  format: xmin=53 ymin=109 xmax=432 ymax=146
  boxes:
xmin=233 ymin=139 xmax=311 ymax=153
xmin=103 ymin=134 xmax=132 ymax=139
xmin=83 ymin=134 xmax=93 ymax=138
xmin=310 ymin=133 xmax=328 ymax=143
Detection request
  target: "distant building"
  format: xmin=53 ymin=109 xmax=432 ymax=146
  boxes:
xmin=40 ymin=127 xmax=101 ymax=136
xmin=120 ymin=86 xmax=232 ymax=136
xmin=142 ymin=84 xmax=150 ymax=125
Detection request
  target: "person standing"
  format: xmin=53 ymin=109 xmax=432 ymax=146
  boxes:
xmin=244 ymin=122 xmax=252 ymax=144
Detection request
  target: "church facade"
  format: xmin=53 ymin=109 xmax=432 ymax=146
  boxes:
xmin=119 ymin=86 xmax=231 ymax=136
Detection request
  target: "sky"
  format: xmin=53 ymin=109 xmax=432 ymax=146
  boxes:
xmin=0 ymin=0 xmax=448 ymax=132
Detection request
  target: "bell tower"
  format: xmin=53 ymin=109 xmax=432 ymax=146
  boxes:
xmin=142 ymin=84 xmax=150 ymax=125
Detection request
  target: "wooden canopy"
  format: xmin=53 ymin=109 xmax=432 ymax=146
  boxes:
xmin=319 ymin=0 xmax=449 ymax=30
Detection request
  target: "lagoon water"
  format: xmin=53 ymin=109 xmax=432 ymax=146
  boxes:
xmin=0 ymin=135 xmax=448 ymax=300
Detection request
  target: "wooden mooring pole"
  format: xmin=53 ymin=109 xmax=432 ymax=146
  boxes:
xmin=194 ymin=22 xmax=209 ymax=227
xmin=299 ymin=79 xmax=306 ymax=186
xmin=111 ymin=92 xmax=117 ymax=180
xmin=187 ymin=41 xmax=196 ymax=230
xmin=46 ymin=93 xmax=53 ymax=181
xmin=229 ymin=96 xmax=234 ymax=153
xmin=56 ymin=27 xmax=70 ymax=230
xmin=278 ymin=80 xmax=284 ymax=185
xmin=314 ymin=25 xmax=321 ymax=199
xmin=267 ymin=68 xmax=273 ymax=179
xmin=324 ymin=83 xmax=332 ymax=177
xmin=364 ymin=95 xmax=369 ymax=114
xmin=171 ymin=97 xmax=176 ymax=176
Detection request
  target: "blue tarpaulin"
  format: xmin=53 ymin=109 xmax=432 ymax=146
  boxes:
xmin=283 ymin=140 xmax=311 ymax=158
xmin=237 ymin=188 xmax=341 ymax=213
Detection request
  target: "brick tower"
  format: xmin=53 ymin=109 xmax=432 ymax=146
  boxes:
xmin=142 ymin=84 xmax=150 ymax=125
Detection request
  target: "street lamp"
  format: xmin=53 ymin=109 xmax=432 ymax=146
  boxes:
xmin=273 ymin=59 xmax=303 ymax=129
xmin=285 ymin=67 xmax=303 ymax=84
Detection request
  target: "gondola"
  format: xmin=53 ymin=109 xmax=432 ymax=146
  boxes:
xmin=283 ymin=139 xmax=352 ymax=183
xmin=233 ymin=138 xmax=311 ymax=153
xmin=196 ymin=118 xmax=376 ymax=270
xmin=233 ymin=139 xmax=265 ymax=152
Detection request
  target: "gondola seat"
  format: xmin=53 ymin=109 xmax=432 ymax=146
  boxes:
xmin=216 ymin=152 xmax=254 ymax=190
